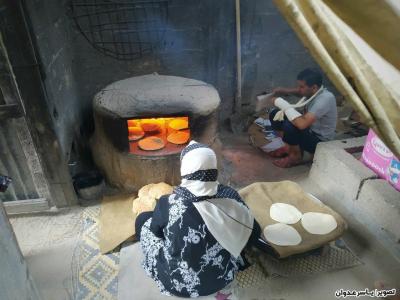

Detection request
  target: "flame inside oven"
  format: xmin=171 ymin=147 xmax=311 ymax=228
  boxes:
xmin=127 ymin=116 xmax=190 ymax=155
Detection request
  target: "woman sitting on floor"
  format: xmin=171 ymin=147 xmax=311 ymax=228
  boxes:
xmin=135 ymin=141 xmax=261 ymax=298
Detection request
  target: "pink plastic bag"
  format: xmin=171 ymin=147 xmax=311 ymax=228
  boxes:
xmin=361 ymin=129 xmax=400 ymax=192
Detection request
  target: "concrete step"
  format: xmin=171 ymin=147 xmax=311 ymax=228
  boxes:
xmin=307 ymin=138 xmax=400 ymax=262
xmin=309 ymin=138 xmax=377 ymax=202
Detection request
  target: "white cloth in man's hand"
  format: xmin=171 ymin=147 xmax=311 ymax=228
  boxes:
xmin=272 ymin=85 xmax=324 ymax=122
xmin=273 ymin=97 xmax=301 ymax=121
xmin=274 ymin=97 xmax=291 ymax=111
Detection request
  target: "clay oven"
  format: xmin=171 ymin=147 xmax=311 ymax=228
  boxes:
xmin=91 ymin=74 xmax=221 ymax=191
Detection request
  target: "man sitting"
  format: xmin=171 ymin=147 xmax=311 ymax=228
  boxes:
xmin=269 ymin=68 xmax=337 ymax=168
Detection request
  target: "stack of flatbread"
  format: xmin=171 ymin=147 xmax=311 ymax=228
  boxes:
xmin=132 ymin=182 xmax=174 ymax=216
xmin=99 ymin=182 xmax=174 ymax=254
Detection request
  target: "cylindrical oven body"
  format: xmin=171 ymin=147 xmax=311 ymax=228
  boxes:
xmin=91 ymin=75 xmax=221 ymax=191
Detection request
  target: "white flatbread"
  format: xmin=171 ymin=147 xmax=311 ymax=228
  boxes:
xmin=301 ymin=212 xmax=337 ymax=235
xmin=263 ymin=223 xmax=302 ymax=246
xmin=270 ymin=203 xmax=302 ymax=224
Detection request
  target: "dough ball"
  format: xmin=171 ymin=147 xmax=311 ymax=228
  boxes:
xmin=301 ymin=212 xmax=337 ymax=235
xmin=263 ymin=223 xmax=302 ymax=246
xmin=270 ymin=203 xmax=302 ymax=224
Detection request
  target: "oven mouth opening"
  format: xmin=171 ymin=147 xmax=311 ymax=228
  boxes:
xmin=127 ymin=116 xmax=190 ymax=156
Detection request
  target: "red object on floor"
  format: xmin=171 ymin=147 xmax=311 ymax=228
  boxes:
xmin=273 ymin=156 xmax=302 ymax=168
xmin=215 ymin=291 xmax=232 ymax=300
xmin=268 ymin=145 xmax=289 ymax=158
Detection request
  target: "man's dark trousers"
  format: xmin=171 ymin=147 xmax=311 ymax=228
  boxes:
xmin=269 ymin=108 xmax=321 ymax=154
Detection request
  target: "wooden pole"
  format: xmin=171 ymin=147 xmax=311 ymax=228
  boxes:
xmin=235 ymin=0 xmax=242 ymax=114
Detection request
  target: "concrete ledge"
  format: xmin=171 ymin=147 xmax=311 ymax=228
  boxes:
xmin=309 ymin=138 xmax=400 ymax=261
xmin=309 ymin=142 xmax=377 ymax=203
xmin=357 ymin=179 xmax=400 ymax=256
xmin=324 ymin=136 xmax=366 ymax=153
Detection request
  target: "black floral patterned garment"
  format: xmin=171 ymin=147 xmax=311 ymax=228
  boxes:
xmin=138 ymin=142 xmax=259 ymax=297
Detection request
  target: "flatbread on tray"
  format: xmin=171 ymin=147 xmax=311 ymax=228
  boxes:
xmin=239 ymin=181 xmax=347 ymax=258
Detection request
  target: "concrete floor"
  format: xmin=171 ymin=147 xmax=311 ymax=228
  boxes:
xmin=219 ymin=130 xmax=311 ymax=189
xmin=8 ymin=131 xmax=400 ymax=300
xmin=10 ymin=207 xmax=83 ymax=300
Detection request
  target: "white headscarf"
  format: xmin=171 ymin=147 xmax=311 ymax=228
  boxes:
xmin=177 ymin=141 xmax=254 ymax=258
xmin=180 ymin=141 xmax=219 ymax=196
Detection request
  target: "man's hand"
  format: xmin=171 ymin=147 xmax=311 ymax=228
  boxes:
xmin=273 ymin=97 xmax=302 ymax=121
xmin=291 ymin=112 xmax=317 ymax=130
xmin=274 ymin=97 xmax=291 ymax=111
xmin=273 ymin=97 xmax=316 ymax=129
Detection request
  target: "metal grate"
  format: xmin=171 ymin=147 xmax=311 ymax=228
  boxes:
xmin=70 ymin=0 xmax=169 ymax=60
xmin=256 ymin=239 xmax=363 ymax=278
xmin=236 ymin=262 xmax=270 ymax=288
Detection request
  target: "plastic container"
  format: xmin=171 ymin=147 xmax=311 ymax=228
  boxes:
xmin=73 ymin=171 xmax=105 ymax=200
xmin=0 ymin=175 xmax=12 ymax=193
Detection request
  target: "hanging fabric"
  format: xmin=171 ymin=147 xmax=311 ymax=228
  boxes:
xmin=273 ymin=0 xmax=400 ymax=157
